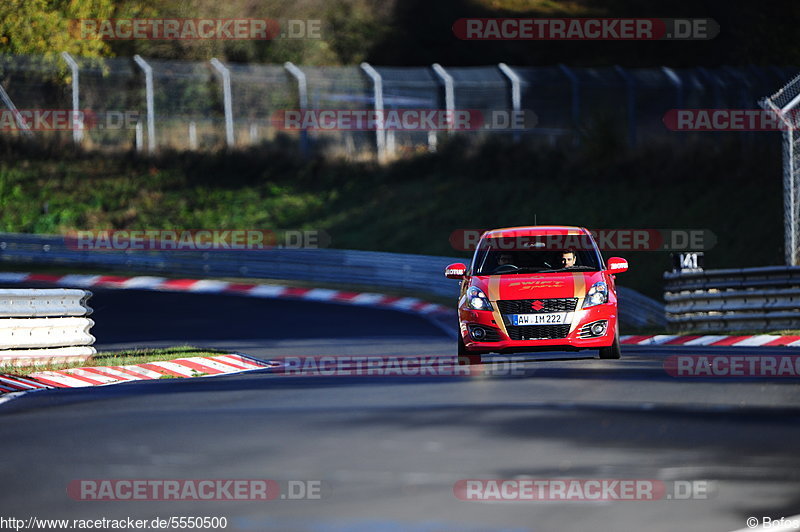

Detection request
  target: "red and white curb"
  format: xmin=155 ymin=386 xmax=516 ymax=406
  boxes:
xmin=0 ymin=354 xmax=275 ymax=394
xmin=0 ymin=272 xmax=451 ymax=316
xmin=0 ymin=373 xmax=52 ymax=394
xmin=622 ymin=335 xmax=800 ymax=348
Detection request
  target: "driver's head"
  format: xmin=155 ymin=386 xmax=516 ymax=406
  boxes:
xmin=498 ymin=253 xmax=514 ymax=265
xmin=561 ymin=250 xmax=577 ymax=267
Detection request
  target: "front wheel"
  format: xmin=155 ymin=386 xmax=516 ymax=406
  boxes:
xmin=457 ymin=333 xmax=481 ymax=365
xmin=598 ymin=327 xmax=621 ymax=359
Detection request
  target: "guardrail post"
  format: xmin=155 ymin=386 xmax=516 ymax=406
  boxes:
xmin=284 ymin=61 xmax=309 ymax=156
xmin=133 ymin=55 xmax=156 ymax=155
xmin=60 ymin=52 xmax=84 ymax=145
xmin=210 ymin=58 xmax=235 ymax=148
xmin=360 ymin=62 xmax=387 ymax=162
xmin=498 ymin=63 xmax=521 ymax=142
xmin=432 ymin=63 xmax=455 ymax=134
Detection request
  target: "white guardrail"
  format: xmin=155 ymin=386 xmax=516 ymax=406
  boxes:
xmin=665 ymin=266 xmax=800 ymax=332
xmin=0 ymin=289 xmax=95 ymax=365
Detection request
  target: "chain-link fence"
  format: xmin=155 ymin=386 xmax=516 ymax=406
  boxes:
xmin=0 ymin=54 xmax=796 ymax=157
xmin=760 ymin=71 xmax=800 ymax=266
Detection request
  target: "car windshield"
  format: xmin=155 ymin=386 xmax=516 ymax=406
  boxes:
xmin=472 ymin=238 xmax=603 ymax=275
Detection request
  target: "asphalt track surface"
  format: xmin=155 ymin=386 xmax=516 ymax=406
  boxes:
xmin=2 ymin=288 xmax=800 ymax=532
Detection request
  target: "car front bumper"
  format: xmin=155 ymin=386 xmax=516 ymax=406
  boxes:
xmin=459 ymin=304 xmax=618 ymax=353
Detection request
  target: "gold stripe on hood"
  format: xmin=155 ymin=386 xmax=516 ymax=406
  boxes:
xmin=570 ymin=273 xmax=586 ymax=333
xmin=487 ymin=276 xmax=507 ymax=336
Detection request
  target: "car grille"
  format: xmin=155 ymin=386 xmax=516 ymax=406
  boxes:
xmin=497 ymin=298 xmax=578 ymax=314
xmin=506 ymin=324 xmax=571 ymax=341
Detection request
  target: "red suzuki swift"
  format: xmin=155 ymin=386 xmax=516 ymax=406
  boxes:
xmin=445 ymin=226 xmax=628 ymax=363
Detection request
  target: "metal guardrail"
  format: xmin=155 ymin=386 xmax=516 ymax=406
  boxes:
xmin=0 ymin=232 xmax=665 ymax=329
xmin=665 ymin=266 xmax=800 ymax=331
xmin=0 ymin=288 xmax=96 ymax=365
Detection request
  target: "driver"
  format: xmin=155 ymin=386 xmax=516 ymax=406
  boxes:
xmin=497 ymin=252 xmax=514 ymax=266
xmin=561 ymin=250 xmax=578 ymax=268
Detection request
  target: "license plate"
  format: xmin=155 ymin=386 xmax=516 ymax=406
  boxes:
xmin=511 ymin=313 xmax=567 ymax=326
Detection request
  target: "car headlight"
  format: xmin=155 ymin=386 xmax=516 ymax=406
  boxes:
xmin=466 ymin=287 xmax=494 ymax=311
xmin=583 ymin=281 xmax=608 ymax=308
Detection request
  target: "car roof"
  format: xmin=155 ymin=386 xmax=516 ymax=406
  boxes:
xmin=481 ymin=226 xmax=590 ymax=238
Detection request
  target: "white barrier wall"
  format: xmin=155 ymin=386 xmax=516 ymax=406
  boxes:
xmin=0 ymin=289 xmax=95 ymax=366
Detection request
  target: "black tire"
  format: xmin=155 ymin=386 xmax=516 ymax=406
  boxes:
xmin=457 ymin=333 xmax=481 ymax=365
xmin=599 ymin=327 xmax=622 ymax=359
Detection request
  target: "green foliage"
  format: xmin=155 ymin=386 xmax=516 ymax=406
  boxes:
xmin=0 ymin=135 xmax=783 ymax=299
xmin=0 ymin=0 xmax=115 ymax=59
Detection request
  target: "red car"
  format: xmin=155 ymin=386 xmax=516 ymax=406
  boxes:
xmin=445 ymin=226 xmax=628 ymax=363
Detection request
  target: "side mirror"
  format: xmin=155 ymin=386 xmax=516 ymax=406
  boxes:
xmin=445 ymin=263 xmax=468 ymax=279
xmin=606 ymin=257 xmax=628 ymax=273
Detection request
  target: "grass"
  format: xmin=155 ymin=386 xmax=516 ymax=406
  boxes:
xmin=0 ymin=346 xmax=230 ymax=377
xmin=0 ymin=134 xmax=785 ymax=301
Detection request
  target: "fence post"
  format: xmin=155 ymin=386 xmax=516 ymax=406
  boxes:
xmin=0 ymin=82 xmax=32 ymax=137
xmin=210 ymin=58 xmax=234 ymax=147
xmin=133 ymin=55 xmax=156 ymax=155
xmin=284 ymin=61 xmax=309 ymax=155
xmin=661 ymin=66 xmax=684 ymax=109
xmin=60 ymin=52 xmax=84 ymax=145
xmin=498 ymin=63 xmax=521 ymax=141
xmin=188 ymin=121 xmax=197 ymax=150
xmin=761 ymin=93 xmax=800 ymax=265
xmin=614 ymin=65 xmax=637 ymax=147
xmin=432 ymin=63 xmax=455 ymax=134
xmin=360 ymin=62 xmax=386 ymax=162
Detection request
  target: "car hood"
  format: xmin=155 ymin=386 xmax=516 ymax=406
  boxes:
xmin=471 ymin=271 xmax=605 ymax=302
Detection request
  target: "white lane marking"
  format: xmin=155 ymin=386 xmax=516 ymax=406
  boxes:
xmin=638 ymin=335 xmax=680 ymax=345
xmin=147 ymin=361 xmax=197 ymax=377
xmin=0 ymin=376 xmax=38 ymax=390
xmin=389 ymin=297 xmax=422 ymax=310
xmin=683 ymin=335 xmax=730 ymax=346
xmin=29 ymin=371 xmax=95 ymax=387
xmin=122 ymin=276 xmax=167 ymax=289
xmin=731 ymin=335 xmax=778 ymax=347
xmin=85 ymin=366 xmax=141 ymax=381
xmin=58 ymin=274 xmax=102 ymax=287
xmin=188 ymin=280 xmax=230 ymax=293
xmin=0 ymin=273 xmax=31 ymax=283
xmin=116 ymin=365 xmax=163 ymax=379
xmin=350 ymin=293 xmax=387 ymax=305
xmin=181 ymin=357 xmax=243 ymax=373
xmin=301 ymin=288 xmax=340 ymax=301
xmin=247 ymin=284 xmax=288 ymax=298
xmin=216 ymin=354 xmax=269 ymax=369
xmin=65 ymin=368 xmax=121 ymax=385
